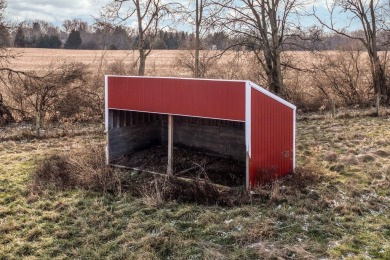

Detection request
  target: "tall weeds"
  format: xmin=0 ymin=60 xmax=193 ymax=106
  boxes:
xmin=31 ymin=144 xmax=122 ymax=194
xmin=31 ymin=145 xmax=324 ymax=207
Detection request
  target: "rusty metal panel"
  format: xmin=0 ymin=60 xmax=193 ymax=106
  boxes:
xmin=249 ymin=88 xmax=294 ymax=186
xmin=107 ymin=77 xmax=246 ymax=121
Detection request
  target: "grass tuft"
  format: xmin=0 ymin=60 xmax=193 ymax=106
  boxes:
xmin=30 ymin=145 xmax=122 ymax=194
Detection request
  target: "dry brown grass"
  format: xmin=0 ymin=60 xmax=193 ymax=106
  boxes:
xmin=7 ymin=48 xmax=185 ymax=77
xmin=31 ymin=144 xmax=122 ymax=194
xmin=32 ymin=148 xmax=249 ymax=207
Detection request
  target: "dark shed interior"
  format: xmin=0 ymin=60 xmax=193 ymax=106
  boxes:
xmin=107 ymin=109 xmax=246 ymax=186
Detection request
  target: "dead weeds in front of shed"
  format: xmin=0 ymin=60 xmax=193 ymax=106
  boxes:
xmin=30 ymin=144 xmax=123 ymax=195
xmin=30 ymin=144 xmax=248 ymax=206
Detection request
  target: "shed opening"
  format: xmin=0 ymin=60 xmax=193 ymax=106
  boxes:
xmin=107 ymin=109 xmax=246 ymax=187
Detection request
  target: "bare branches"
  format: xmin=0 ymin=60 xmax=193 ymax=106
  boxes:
xmin=310 ymin=50 xmax=370 ymax=106
xmin=4 ymin=62 xmax=88 ymax=135
xmin=98 ymin=0 xmax=181 ymax=75
xmin=212 ymin=0 xmax=308 ymax=95
xmin=312 ymin=0 xmax=389 ymax=111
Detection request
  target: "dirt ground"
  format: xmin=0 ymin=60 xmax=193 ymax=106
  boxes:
xmin=115 ymin=146 xmax=246 ymax=187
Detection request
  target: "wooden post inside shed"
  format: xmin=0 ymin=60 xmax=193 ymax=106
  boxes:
xmin=167 ymin=114 xmax=173 ymax=176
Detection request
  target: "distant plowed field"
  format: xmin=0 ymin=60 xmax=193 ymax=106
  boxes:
xmin=8 ymin=48 xmax=184 ymax=76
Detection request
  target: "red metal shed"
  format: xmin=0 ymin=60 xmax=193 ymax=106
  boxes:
xmin=105 ymin=76 xmax=296 ymax=189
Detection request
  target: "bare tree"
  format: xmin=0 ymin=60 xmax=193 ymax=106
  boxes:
xmin=0 ymin=0 xmax=8 ymax=45
xmin=6 ymin=62 xmax=87 ymax=136
xmin=195 ymin=0 xmax=203 ymax=78
xmin=99 ymin=0 xmax=179 ymax=76
xmin=0 ymin=0 xmax=16 ymax=125
xmin=62 ymin=19 xmax=89 ymax=33
xmin=313 ymin=0 xmax=390 ymax=115
xmin=175 ymin=48 xmax=220 ymax=78
xmin=311 ymin=49 xmax=371 ymax=107
xmin=0 ymin=0 xmax=10 ymax=63
xmin=191 ymin=0 xmax=213 ymax=77
xmin=213 ymin=0 xmax=307 ymax=96
xmin=178 ymin=0 xmax=224 ymax=78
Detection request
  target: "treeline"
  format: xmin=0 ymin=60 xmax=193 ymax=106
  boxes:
xmin=7 ymin=19 xmax=385 ymax=51
xmin=9 ymin=19 xmax=230 ymax=50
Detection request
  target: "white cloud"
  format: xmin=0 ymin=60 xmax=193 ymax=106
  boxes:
xmin=5 ymin=0 xmax=110 ymax=25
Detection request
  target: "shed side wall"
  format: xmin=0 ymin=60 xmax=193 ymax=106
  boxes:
xmin=107 ymin=110 xmax=161 ymax=162
xmin=107 ymin=77 xmax=246 ymax=121
xmin=250 ymin=88 xmax=294 ymax=186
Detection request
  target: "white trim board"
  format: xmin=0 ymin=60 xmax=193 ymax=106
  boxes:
xmin=245 ymin=81 xmax=251 ymax=190
xmin=249 ymin=82 xmax=296 ymax=110
xmin=293 ymin=108 xmax=296 ymax=169
xmin=105 ymin=75 xmax=248 ymax=84
xmin=105 ymin=75 xmax=109 ymax=132
xmin=104 ymin=75 xmax=110 ymax=165
xmin=245 ymin=82 xmax=251 ymax=157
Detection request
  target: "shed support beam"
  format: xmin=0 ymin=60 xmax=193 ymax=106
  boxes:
xmin=167 ymin=114 xmax=174 ymax=176
xmin=246 ymin=152 xmax=250 ymax=190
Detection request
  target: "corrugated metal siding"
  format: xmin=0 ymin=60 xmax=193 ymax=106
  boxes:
xmin=108 ymin=77 xmax=245 ymax=121
xmin=250 ymin=88 xmax=294 ymax=186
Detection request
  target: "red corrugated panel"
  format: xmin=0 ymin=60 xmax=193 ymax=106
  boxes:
xmin=250 ymin=88 xmax=294 ymax=186
xmin=108 ymin=77 xmax=245 ymax=121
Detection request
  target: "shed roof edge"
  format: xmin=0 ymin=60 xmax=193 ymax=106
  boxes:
xmin=249 ymin=82 xmax=297 ymax=110
xmin=105 ymin=75 xmax=247 ymax=84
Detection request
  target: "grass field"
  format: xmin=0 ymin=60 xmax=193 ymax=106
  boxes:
xmin=1 ymin=113 xmax=389 ymax=259
xmin=7 ymin=48 xmax=190 ymax=77
xmin=5 ymin=48 xmax=330 ymax=80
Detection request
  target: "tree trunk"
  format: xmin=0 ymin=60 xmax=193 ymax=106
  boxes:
xmin=263 ymin=50 xmax=283 ymax=96
xmin=274 ymin=51 xmax=283 ymax=95
xmin=136 ymin=0 xmax=146 ymax=76
xmin=259 ymin=0 xmax=283 ymax=96
xmin=0 ymin=94 xmax=15 ymax=126
xmin=35 ymin=95 xmax=43 ymax=137
xmin=138 ymin=49 xmax=146 ymax=76
xmin=368 ymin=2 xmax=384 ymax=116
xmin=35 ymin=108 xmax=42 ymax=137
xmin=376 ymin=92 xmax=380 ymax=116
xmin=194 ymin=0 xmax=201 ymax=78
xmin=371 ymin=56 xmax=385 ymax=116
xmin=270 ymin=1 xmax=283 ymax=96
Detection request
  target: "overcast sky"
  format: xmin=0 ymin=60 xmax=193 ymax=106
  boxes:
xmin=5 ymin=0 xmax=108 ymax=26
